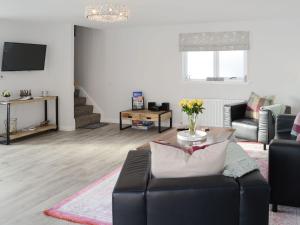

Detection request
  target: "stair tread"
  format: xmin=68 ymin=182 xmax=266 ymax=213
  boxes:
xmin=75 ymin=113 xmax=100 ymax=119
xmin=74 ymin=105 xmax=93 ymax=109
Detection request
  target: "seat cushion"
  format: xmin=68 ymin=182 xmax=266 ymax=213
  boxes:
xmin=232 ymin=118 xmax=258 ymax=141
xmin=276 ymin=132 xmax=297 ymax=141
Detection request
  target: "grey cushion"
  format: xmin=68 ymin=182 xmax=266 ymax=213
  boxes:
xmin=232 ymin=118 xmax=258 ymax=141
xmin=223 ymin=142 xmax=259 ymax=178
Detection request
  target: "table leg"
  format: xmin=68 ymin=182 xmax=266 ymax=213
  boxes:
xmin=55 ymin=97 xmax=59 ymax=131
xmin=44 ymin=100 xmax=48 ymax=121
xmin=119 ymin=112 xmax=131 ymax=130
xmin=158 ymin=111 xmax=172 ymax=133
xmin=6 ymin=103 xmax=11 ymax=145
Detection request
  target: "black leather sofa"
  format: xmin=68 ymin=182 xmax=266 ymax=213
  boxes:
xmin=269 ymin=114 xmax=300 ymax=212
xmin=224 ymin=102 xmax=291 ymax=149
xmin=113 ymin=150 xmax=270 ymax=225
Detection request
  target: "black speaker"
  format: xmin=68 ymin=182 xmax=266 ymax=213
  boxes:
xmin=148 ymin=102 xmax=157 ymax=111
xmin=160 ymin=102 xmax=170 ymax=111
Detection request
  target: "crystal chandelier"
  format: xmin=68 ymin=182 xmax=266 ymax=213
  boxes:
xmin=85 ymin=3 xmax=129 ymax=23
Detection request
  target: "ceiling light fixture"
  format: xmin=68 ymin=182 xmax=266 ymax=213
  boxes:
xmin=85 ymin=3 xmax=129 ymax=23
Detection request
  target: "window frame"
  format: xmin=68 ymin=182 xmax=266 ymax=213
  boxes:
xmin=182 ymin=50 xmax=248 ymax=83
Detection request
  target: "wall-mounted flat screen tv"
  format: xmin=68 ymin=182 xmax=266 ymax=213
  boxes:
xmin=1 ymin=42 xmax=47 ymax=71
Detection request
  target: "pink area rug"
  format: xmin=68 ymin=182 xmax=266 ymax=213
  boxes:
xmin=44 ymin=142 xmax=300 ymax=225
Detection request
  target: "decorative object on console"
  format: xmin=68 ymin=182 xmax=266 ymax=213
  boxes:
xmin=297 ymin=134 xmax=300 ymax=142
xmin=179 ymin=98 xmax=204 ymax=136
xmin=131 ymin=91 xmax=144 ymax=110
xmin=148 ymin=102 xmax=170 ymax=111
xmin=1 ymin=90 xmax=11 ymax=101
xmin=19 ymin=89 xmax=33 ymax=100
xmin=291 ymin=112 xmax=300 ymax=136
xmin=41 ymin=90 xmax=49 ymax=97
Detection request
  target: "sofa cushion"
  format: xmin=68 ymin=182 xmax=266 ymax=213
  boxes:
xmin=232 ymin=118 xmax=258 ymax=141
xmin=291 ymin=112 xmax=300 ymax=136
xmin=277 ymin=132 xmax=297 ymax=141
xmin=245 ymin=92 xmax=274 ymax=119
xmin=223 ymin=142 xmax=259 ymax=178
xmin=150 ymin=140 xmax=229 ymax=178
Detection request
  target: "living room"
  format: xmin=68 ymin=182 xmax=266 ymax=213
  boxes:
xmin=0 ymin=1 xmax=300 ymax=225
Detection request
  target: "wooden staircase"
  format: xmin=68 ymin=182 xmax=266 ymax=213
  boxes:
xmin=74 ymin=89 xmax=101 ymax=128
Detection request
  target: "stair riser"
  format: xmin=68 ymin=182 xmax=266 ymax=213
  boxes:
xmin=75 ymin=114 xmax=101 ymax=128
xmin=74 ymin=106 xmax=93 ymax=117
xmin=74 ymin=89 xmax=80 ymax=98
xmin=74 ymin=97 xmax=86 ymax=106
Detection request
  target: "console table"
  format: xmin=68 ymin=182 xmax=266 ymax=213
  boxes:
xmin=0 ymin=96 xmax=58 ymax=145
xmin=120 ymin=109 xmax=172 ymax=133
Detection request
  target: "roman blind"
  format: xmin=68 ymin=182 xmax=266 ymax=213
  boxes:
xmin=179 ymin=31 xmax=249 ymax=51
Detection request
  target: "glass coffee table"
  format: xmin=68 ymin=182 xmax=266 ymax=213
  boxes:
xmin=137 ymin=127 xmax=235 ymax=150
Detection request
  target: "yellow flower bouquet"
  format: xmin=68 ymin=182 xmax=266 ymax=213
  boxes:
xmin=179 ymin=99 xmax=205 ymax=135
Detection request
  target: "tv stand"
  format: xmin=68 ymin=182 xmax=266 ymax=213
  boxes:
xmin=0 ymin=96 xmax=58 ymax=145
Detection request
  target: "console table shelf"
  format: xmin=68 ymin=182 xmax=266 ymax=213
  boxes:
xmin=8 ymin=124 xmax=57 ymax=141
xmin=0 ymin=96 xmax=58 ymax=145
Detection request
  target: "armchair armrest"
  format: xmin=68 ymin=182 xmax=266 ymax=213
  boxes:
xmin=269 ymin=139 xmax=300 ymax=207
xmin=258 ymin=109 xmax=275 ymax=145
xmin=113 ymin=150 xmax=151 ymax=225
xmin=237 ymin=170 xmax=270 ymax=225
xmin=276 ymin=114 xmax=296 ymax=134
xmin=147 ymin=176 xmax=240 ymax=225
xmin=223 ymin=102 xmax=247 ymax=127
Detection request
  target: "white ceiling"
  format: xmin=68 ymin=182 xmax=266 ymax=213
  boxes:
xmin=0 ymin=0 xmax=299 ymax=29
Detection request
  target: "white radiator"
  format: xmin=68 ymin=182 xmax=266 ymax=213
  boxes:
xmin=182 ymin=99 xmax=243 ymax=127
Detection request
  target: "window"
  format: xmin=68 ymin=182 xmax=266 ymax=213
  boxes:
xmin=183 ymin=50 xmax=247 ymax=82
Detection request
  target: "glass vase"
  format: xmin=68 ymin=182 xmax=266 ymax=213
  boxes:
xmin=188 ymin=113 xmax=198 ymax=136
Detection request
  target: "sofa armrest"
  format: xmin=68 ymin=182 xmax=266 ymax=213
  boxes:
xmin=237 ymin=170 xmax=270 ymax=225
xmin=224 ymin=102 xmax=247 ymax=127
xmin=258 ymin=109 xmax=275 ymax=145
xmin=147 ymin=175 xmax=239 ymax=225
xmin=112 ymin=150 xmax=151 ymax=225
xmin=269 ymin=139 xmax=300 ymax=206
xmin=276 ymin=114 xmax=296 ymax=134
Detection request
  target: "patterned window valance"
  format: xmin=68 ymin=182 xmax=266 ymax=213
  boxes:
xmin=179 ymin=31 xmax=249 ymax=51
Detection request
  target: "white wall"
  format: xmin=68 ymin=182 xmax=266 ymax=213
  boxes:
xmin=0 ymin=20 xmax=75 ymax=132
xmin=75 ymin=19 xmax=300 ymax=126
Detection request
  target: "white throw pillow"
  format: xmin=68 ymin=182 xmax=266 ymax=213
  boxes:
xmin=150 ymin=141 xmax=229 ymax=179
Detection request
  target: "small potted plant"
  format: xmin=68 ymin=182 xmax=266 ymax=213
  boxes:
xmin=179 ymin=99 xmax=205 ymax=136
xmin=1 ymin=90 xmax=12 ymax=102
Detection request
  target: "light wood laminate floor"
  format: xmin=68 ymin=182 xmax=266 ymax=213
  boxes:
xmin=0 ymin=124 xmax=169 ymax=225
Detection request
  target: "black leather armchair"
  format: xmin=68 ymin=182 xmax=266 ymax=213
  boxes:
xmin=269 ymin=114 xmax=300 ymax=212
xmin=113 ymin=150 xmax=270 ymax=225
xmin=223 ymin=102 xmax=291 ymax=149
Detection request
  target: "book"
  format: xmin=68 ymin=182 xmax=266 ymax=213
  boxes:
xmin=132 ymin=91 xmax=144 ymax=110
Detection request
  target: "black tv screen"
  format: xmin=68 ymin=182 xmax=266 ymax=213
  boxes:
xmin=1 ymin=42 xmax=47 ymax=71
